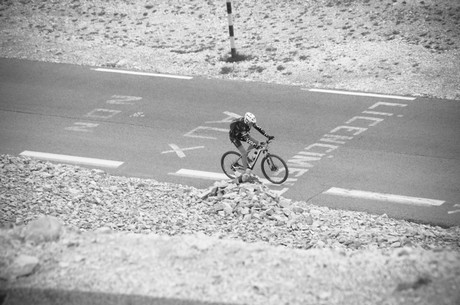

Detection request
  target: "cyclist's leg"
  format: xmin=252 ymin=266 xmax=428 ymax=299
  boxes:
xmin=230 ymin=137 xmax=248 ymax=170
xmin=245 ymin=136 xmax=258 ymax=168
xmin=236 ymin=144 xmax=248 ymax=170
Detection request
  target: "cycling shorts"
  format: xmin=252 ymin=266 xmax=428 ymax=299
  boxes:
xmin=229 ymin=133 xmax=244 ymax=148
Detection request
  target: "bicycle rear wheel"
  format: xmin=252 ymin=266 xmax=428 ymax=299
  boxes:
xmin=221 ymin=151 xmax=243 ymax=179
xmin=261 ymin=154 xmax=289 ymax=184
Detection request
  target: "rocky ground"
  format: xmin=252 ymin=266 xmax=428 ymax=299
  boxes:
xmin=1 ymin=155 xmax=460 ymax=304
xmin=1 ymin=155 xmax=458 ymax=251
xmin=0 ymin=0 xmax=459 ymax=100
xmin=1 ymin=0 xmax=460 ymax=304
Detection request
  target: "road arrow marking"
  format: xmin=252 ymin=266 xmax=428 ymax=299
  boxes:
xmin=20 ymin=151 xmax=123 ymax=168
xmin=323 ymin=187 xmax=444 ymax=206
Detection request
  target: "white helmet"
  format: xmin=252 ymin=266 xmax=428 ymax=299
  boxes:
xmin=244 ymin=112 xmax=256 ymax=124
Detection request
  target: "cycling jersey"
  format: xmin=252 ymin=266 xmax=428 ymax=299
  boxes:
xmin=229 ymin=117 xmax=268 ymax=147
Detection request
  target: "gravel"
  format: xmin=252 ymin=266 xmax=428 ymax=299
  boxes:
xmin=1 ymin=154 xmax=459 ymax=251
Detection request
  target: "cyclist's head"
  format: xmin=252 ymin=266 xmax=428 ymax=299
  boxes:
xmin=244 ymin=112 xmax=256 ymax=125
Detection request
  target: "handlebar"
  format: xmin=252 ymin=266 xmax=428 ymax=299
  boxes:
xmin=258 ymin=138 xmax=273 ymax=149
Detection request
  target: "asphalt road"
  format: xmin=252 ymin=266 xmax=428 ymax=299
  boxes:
xmin=1 ymin=58 xmax=459 ymax=227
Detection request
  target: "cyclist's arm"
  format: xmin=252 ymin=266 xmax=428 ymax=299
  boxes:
xmin=253 ymin=123 xmax=271 ymax=138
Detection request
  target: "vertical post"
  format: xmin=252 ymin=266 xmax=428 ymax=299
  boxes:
xmin=226 ymin=0 xmax=236 ymax=58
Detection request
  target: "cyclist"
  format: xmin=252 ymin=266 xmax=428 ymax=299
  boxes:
xmin=229 ymin=112 xmax=274 ymax=173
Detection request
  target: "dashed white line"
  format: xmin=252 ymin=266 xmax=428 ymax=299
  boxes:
xmin=304 ymin=88 xmax=416 ymax=100
xmin=169 ymin=169 xmax=290 ymax=195
xmin=169 ymin=169 xmax=229 ymax=181
xmin=20 ymin=151 xmax=124 ymax=168
xmin=92 ymin=68 xmax=193 ymax=80
xmin=323 ymin=187 xmax=444 ymax=206
xmin=448 ymin=204 xmax=460 ymax=214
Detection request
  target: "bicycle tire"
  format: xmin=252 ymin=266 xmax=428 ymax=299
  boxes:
xmin=221 ymin=151 xmax=242 ymax=179
xmin=261 ymin=153 xmax=289 ymax=184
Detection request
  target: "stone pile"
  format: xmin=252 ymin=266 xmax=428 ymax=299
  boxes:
xmin=199 ymin=176 xmax=313 ymax=231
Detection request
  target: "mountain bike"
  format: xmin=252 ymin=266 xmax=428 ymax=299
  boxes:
xmin=221 ymin=139 xmax=289 ymax=184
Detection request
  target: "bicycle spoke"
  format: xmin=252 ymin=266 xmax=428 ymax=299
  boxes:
xmin=261 ymin=154 xmax=289 ymax=184
xmin=221 ymin=151 xmax=243 ymax=179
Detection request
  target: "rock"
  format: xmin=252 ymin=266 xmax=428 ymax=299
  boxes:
xmin=7 ymin=255 xmax=39 ymax=280
xmin=116 ymin=59 xmax=128 ymax=67
xmin=304 ymin=214 xmax=314 ymax=225
xmin=24 ymin=215 xmax=62 ymax=244
xmin=95 ymin=227 xmax=112 ymax=234
xmin=292 ymin=206 xmax=305 ymax=214
xmin=279 ymin=198 xmax=291 ymax=208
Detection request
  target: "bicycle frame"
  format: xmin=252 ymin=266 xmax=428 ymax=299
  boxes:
xmin=246 ymin=140 xmax=272 ymax=169
xmin=247 ymin=146 xmax=267 ymax=169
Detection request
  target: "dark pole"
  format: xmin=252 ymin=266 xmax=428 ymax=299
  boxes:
xmin=226 ymin=0 xmax=236 ymax=58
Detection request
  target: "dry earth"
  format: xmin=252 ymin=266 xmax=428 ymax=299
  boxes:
xmin=1 ymin=0 xmax=460 ymax=304
xmin=0 ymin=0 xmax=459 ymax=99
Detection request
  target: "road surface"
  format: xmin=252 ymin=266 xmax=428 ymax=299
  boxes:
xmin=1 ymin=58 xmax=459 ymax=227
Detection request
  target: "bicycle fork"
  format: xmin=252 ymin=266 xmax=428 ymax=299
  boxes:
xmin=265 ymin=154 xmax=279 ymax=172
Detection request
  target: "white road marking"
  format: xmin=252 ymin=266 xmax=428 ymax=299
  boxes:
xmin=85 ymin=108 xmax=121 ymax=119
xmin=169 ymin=169 xmax=293 ymax=190
xmin=324 ymin=187 xmax=444 ymax=206
xmin=170 ymin=169 xmax=291 ymax=195
xmin=161 ymin=144 xmax=205 ymax=158
xmin=20 ymin=151 xmax=123 ymax=168
xmin=169 ymin=169 xmax=228 ymax=180
xmin=448 ymin=204 xmax=460 ymax=214
xmin=106 ymin=95 xmax=142 ymax=105
xmin=184 ymin=126 xmax=228 ymax=139
xmin=304 ymin=88 xmax=416 ymax=100
xmin=65 ymin=122 xmax=99 ymax=132
xmin=362 ymin=110 xmax=393 ymax=116
xmin=92 ymin=68 xmax=193 ymax=80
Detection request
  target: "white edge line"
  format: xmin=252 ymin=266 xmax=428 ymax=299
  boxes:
xmin=169 ymin=168 xmax=289 ymax=186
xmin=20 ymin=151 xmax=123 ymax=169
xmin=324 ymin=187 xmax=444 ymax=206
xmin=170 ymin=169 xmax=228 ymax=180
xmin=169 ymin=169 xmax=291 ymax=195
xmin=92 ymin=68 xmax=193 ymax=80
xmin=304 ymin=88 xmax=416 ymax=100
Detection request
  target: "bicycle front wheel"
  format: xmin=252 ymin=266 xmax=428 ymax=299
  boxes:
xmin=221 ymin=151 xmax=242 ymax=179
xmin=261 ymin=154 xmax=289 ymax=184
